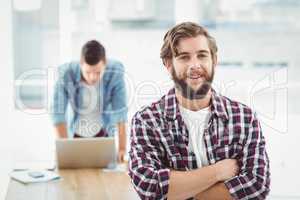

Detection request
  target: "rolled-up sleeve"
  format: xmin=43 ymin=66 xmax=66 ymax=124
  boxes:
xmin=50 ymin=69 xmax=68 ymax=125
xmin=224 ymin=113 xmax=270 ymax=199
xmin=109 ymin=63 xmax=128 ymax=124
xmin=129 ymin=114 xmax=170 ymax=200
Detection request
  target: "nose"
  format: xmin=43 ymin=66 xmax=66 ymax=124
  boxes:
xmin=90 ymin=73 xmax=99 ymax=83
xmin=188 ymin=55 xmax=201 ymax=70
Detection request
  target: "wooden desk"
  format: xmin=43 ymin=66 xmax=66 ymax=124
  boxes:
xmin=6 ymin=169 xmax=140 ymax=200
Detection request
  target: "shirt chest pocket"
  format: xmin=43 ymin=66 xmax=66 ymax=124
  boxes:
xmin=162 ymin=137 xmax=185 ymax=170
xmin=215 ymin=143 xmax=243 ymax=161
xmin=167 ymin=153 xmax=187 ymax=170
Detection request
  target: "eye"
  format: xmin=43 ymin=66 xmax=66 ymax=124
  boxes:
xmin=197 ymin=54 xmax=208 ymax=59
xmin=179 ymin=55 xmax=189 ymax=60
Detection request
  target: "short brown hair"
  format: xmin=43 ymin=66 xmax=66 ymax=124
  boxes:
xmin=81 ymin=40 xmax=106 ymax=65
xmin=160 ymin=22 xmax=218 ymax=65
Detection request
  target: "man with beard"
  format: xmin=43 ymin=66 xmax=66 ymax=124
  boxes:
xmin=128 ymin=22 xmax=270 ymax=200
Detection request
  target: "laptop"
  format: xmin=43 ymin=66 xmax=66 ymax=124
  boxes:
xmin=55 ymin=137 xmax=116 ymax=169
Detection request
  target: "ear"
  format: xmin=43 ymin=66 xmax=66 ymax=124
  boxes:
xmin=164 ymin=59 xmax=173 ymax=73
xmin=102 ymin=57 xmax=107 ymax=65
xmin=212 ymin=54 xmax=218 ymax=69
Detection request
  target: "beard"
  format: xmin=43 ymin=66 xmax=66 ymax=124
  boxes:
xmin=171 ymin=66 xmax=214 ymax=100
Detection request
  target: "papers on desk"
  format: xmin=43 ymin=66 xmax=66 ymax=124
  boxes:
xmin=10 ymin=170 xmax=60 ymax=184
xmin=12 ymin=161 xmax=56 ymax=171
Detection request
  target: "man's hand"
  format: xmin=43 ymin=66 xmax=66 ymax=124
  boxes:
xmin=55 ymin=123 xmax=68 ymax=138
xmin=118 ymin=149 xmax=126 ymax=163
xmin=194 ymin=160 xmax=239 ymax=200
xmin=117 ymin=122 xmax=127 ymax=163
xmin=214 ymin=159 xmax=239 ymax=181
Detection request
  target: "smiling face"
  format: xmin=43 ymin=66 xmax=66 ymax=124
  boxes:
xmin=166 ymin=35 xmax=216 ymax=99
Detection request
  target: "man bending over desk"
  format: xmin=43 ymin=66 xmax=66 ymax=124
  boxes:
xmin=51 ymin=40 xmax=128 ymax=162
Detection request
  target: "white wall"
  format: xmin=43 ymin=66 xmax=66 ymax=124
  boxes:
xmin=0 ymin=0 xmax=14 ymax=199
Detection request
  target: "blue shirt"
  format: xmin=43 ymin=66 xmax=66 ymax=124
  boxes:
xmin=51 ymin=59 xmax=128 ymax=137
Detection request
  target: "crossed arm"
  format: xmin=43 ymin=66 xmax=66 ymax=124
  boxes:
xmin=167 ymin=159 xmax=237 ymax=200
xmin=195 ymin=182 xmax=233 ymax=200
xmin=129 ymin=113 xmax=270 ymax=200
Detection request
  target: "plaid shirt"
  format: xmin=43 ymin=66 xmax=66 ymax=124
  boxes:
xmin=129 ymin=88 xmax=270 ymax=200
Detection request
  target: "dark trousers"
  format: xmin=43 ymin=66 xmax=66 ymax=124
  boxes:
xmin=74 ymin=129 xmax=108 ymax=138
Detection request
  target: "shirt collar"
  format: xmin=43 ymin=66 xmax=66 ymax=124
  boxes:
xmin=210 ymin=89 xmax=229 ymax=122
xmin=163 ymin=88 xmax=228 ymax=122
xmin=163 ymin=88 xmax=179 ymax=121
xmin=75 ymin=63 xmax=81 ymax=83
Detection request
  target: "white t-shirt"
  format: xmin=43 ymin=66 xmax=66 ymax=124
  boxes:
xmin=75 ymin=81 xmax=102 ymax=137
xmin=179 ymin=105 xmax=211 ymax=168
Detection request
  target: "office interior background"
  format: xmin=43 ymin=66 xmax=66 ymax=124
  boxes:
xmin=0 ymin=0 xmax=299 ymax=199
